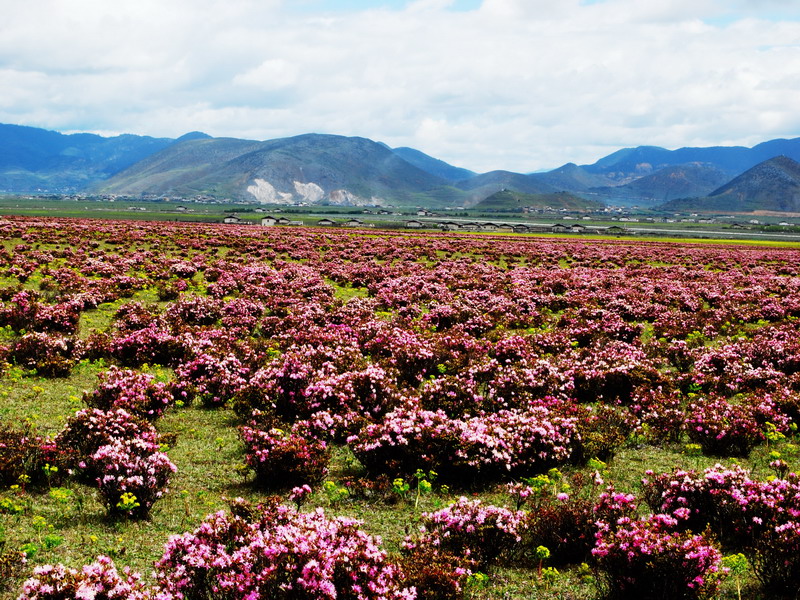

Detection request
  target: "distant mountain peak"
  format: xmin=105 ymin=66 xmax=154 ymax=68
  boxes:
xmin=175 ymin=131 xmax=211 ymax=142
xmin=390 ymin=147 xmax=476 ymax=183
xmin=660 ymin=155 xmax=800 ymax=213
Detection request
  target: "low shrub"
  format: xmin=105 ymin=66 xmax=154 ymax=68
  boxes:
xmin=240 ymin=424 xmax=330 ymax=489
xmin=12 ymin=332 xmax=81 ymax=377
xmin=403 ymin=497 xmax=524 ymax=569
xmin=686 ymin=397 xmax=765 ymax=456
xmin=163 ymin=294 xmax=221 ymax=327
xmin=55 ymin=408 xmax=161 ymax=481
xmin=350 ymin=404 xmax=578 ymax=482
xmin=520 ymin=479 xmax=638 ymax=567
xmin=170 ymin=352 xmax=247 ymax=408
xmin=0 ymin=421 xmax=65 ymax=489
xmin=592 ymin=515 xmax=724 ymax=600
xmin=17 ymin=555 xmax=148 ymax=600
xmin=640 ymin=464 xmax=752 ymax=545
xmin=0 ymin=550 xmax=26 ymax=591
xmin=0 ymin=420 xmax=41 ymax=487
xmin=93 ymin=438 xmax=177 ymax=519
xmin=154 ymin=499 xmax=415 ymax=600
xmin=83 ymin=366 xmax=172 ymax=420
xmin=399 ymin=547 xmax=473 ymax=600
xmin=572 ymin=404 xmax=638 ymax=463
xmin=632 ymin=388 xmax=686 ymax=443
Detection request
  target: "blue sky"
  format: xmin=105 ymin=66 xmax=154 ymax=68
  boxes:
xmin=1 ymin=0 xmax=799 ymax=172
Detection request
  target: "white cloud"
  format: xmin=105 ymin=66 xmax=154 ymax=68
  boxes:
xmin=0 ymin=0 xmax=799 ymax=172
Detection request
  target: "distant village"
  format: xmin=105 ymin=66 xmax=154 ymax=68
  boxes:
xmin=217 ymin=212 xmax=630 ymax=235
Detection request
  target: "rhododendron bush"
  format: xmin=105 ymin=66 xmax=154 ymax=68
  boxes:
xmin=5 ymin=215 xmax=800 ymax=597
xmin=154 ymin=499 xmax=415 ymax=600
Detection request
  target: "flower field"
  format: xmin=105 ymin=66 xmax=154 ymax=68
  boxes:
xmin=2 ymin=216 xmax=800 ymax=598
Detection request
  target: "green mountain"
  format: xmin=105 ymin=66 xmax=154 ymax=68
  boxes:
xmin=474 ymin=190 xmax=604 ymax=212
xmin=659 ymin=156 xmax=800 ymax=213
xmin=454 ymin=170 xmax=557 ymax=206
xmin=5 ymin=122 xmax=800 ymax=212
xmin=96 ymin=133 xmax=457 ymax=206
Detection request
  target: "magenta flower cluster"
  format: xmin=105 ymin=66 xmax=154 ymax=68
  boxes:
xmin=83 ymin=366 xmax=173 ymax=420
xmin=154 ymin=501 xmax=416 ymax=600
xmin=350 ymin=402 xmax=577 ymax=482
xmin=641 ymin=463 xmax=800 ymax=594
xmin=18 ymin=555 xmax=149 ymax=600
xmin=592 ymin=514 xmax=724 ymax=600
xmin=93 ymin=437 xmax=177 ymax=519
xmin=403 ymin=497 xmax=524 ymax=569
xmin=239 ymin=424 xmax=330 ymax=489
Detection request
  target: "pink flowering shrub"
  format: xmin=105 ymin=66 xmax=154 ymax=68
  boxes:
xmin=403 ymin=497 xmax=524 ymax=569
xmin=0 ymin=290 xmax=83 ymax=335
xmin=632 ymin=388 xmax=686 ymax=443
xmin=568 ymin=342 xmax=665 ymax=405
xmin=457 ymin=407 xmax=578 ymax=478
xmin=113 ymin=301 xmax=160 ymax=334
xmin=240 ymin=424 xmax=331 ymax=489
xmin=360 ymin=326 xmax=438 ymax=385
xmin=686 ymin=397 xmax=767 ymax=456
xmin=418 ymin=375 xmax=484 ymax=417
xmin=170 ymin=352 xmax=247 ymax=408
xmin=163 ymin=294 xmax=222 ymax=327
xmin=55 ymin=408 xmax=162 ymax=481
xmin=12 ymin=331 xmax=82 ymax=377
xmin=93 ymin=437 xmax=177 ymax=519
xmin=523 ymin=484 xmax=638 ymax=566
xmin=302 ymin=365 xmax=403 ymax=433
xmin=18 ymin=556 xmax=148 ymax=600
xmin=640 ymin=464 xmax=753 ymax=540
xmin=154 ymin=499 xmax=415 ymax=600
xmin=398 ymin=547 xmax=472 ymax=600
xmin=32 ymin=300 xmax=83 ymax=334
xmin=106 ymin=324 xmax=187 ymax=367
xmin=0 ymin=289 xmax=39 ymax=332
xmin=0 ymin=420 xmax=64 ymax=488
xmin=349 ymin=407 xmax=462 ymax=480
xmin=220 ymin=297 xmax=265 ymax=332
xmin=592 ymin=515 xmax=724 ymax=600
xmin=351 ymin=404 xmax=578 ymax=482
xmin=749 ymin=514 xmax=800 ymax=596
xmin=232 ymin=343 xmax=365 ymax=421
xmin=572 ymin=403 xmax=638 ymax=463
xmin=641 ymin=465 xmax=800 ymax=594
xmin=83 ymin=366 xmax=173 ymax=420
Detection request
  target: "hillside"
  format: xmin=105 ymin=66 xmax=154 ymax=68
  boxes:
xmin=659 ymin=156 xmax=800 ymax=213
xmin=583 ymin=138 xmax=800 ymax=183
xmin=390 ymin=147 xmax=475 ymax=182
xmin=530 ymin=162 xmax=616 ymax=192
xmin=455 ymin=170 xmax=557 ymax=206
xmin=0 ymin=123 xmax=174 ymax=192
xmin=474 ymin=189 xmax=604 ymax=211
xmin=97 ymin=133 xmax=456 ymax=206
xmin=588 ymin=163 xmax=731 ymax=206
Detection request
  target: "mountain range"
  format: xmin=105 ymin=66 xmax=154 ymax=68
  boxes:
xmin=660 ymin=156 xmax=800 ymax=213
xmin=1 ymin=122 xmax=800 ymax=212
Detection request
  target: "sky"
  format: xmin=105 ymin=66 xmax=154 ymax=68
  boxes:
xmin=1 ymin=0 xmax=800 ymax=173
